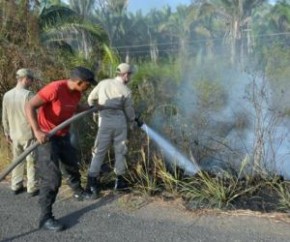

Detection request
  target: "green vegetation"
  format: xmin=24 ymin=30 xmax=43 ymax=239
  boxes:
xmin=1 ymin=0 xmax=290 ymax=214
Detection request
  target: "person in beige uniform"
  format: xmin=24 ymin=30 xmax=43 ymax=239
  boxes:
xmin=2 ymin=68 xmax=38 ymax=196
xmin=86 ymin=63 xmax=136 ymax=198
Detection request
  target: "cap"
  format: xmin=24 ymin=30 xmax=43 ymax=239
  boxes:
xmin=70 ymin=66 xmax=97 ymax=85
xmin=116 ymin=63 xmax=134 ymax=74
xmin=16 ymin=68 xmax=34 ymax=80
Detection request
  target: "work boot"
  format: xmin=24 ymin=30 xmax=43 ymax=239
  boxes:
xmin=114 ymin=175 xmax=129 ymax=191
xmin=13 ymin=185 xmax=26 ymax=195
xmin=73 ymin=186 xmax=90 ymax=201
xmin=85 ymin=175 xmax=100 ymax=200
xmin=39 ymin=217 xmax=65 ymax=232
xmin=28 ymin=189 xmax=40 ymax=197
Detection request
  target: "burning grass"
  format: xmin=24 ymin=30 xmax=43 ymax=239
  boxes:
xmin=76 ymin=150 xmax=290 ymax=215
xmin=1 ymin=130 xmax=290 ymax=215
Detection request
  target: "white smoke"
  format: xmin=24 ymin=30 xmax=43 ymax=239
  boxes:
xmin=150 ymin=57 xmax=290 ymax=179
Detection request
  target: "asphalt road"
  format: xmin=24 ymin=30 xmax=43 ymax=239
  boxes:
xmin=1 ymin=181 xmax=290 ymax=242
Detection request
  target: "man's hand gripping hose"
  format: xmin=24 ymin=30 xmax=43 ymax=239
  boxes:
xmin=0 ymin=106 xmax=98 ymax=182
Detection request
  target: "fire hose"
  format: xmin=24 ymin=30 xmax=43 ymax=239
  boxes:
xmin=0 ymin=106 xmax=98 ymax=182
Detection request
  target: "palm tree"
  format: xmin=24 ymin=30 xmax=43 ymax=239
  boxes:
xmin=39 ymin=0 xmax=62 ymax=10
xmin=69 ymin=0 xmax=95 ymax=19
xmin=114 ymin=11 xmax=149 ymax=62
xmin=144 ymin=6 xmax=173 ymax=62
xmin=199 ymin=0 xmax=267 ymax=65
xmin=94 ymin=0 xmax=159 ymax=63
xmin=186 ymin=2 xmax=218 ymax=60
xmin=265 ymin=2 xmax=290 ymax=37
xmin=69 ymin=0 xmax=122 ymax=72
xmin=252 ymin=2 xmax=290 ymax=70
xmin=94 ymin=0 xmax=128 ymax=46
xmin=39 ymin=3 xmax=109 ymax=64
xmin=158 ymin=5 xmax=192 ymax=60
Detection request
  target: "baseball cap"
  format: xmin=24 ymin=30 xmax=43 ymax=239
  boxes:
xmin=116 ymin=63 xmax=134 ymax=74
xmin=70 ymin=66 xmax=97 ymax=85
xmin=16 ymin=68 xmax=35 ymax=80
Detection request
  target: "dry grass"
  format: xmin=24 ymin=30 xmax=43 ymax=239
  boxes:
xmin=2 ymin=134 xmax=290 ymax=218
xmin=0 ymin=132 xmax=12 ymax=178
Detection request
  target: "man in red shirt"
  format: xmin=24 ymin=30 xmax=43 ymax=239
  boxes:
xmin=25 ymin=66 xmax=97 ymax=232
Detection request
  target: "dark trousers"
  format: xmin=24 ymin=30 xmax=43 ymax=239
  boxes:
xmin=37 ymin=134 xmax=82 ymax=224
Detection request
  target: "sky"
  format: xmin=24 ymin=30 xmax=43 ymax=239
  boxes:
xmin=127 ymin=0 xmax=191 ymax=13
xmin=127 ymin=0 xmax=278 ymax=13
xmin=61 ymin=0 xmax=277 ymax=13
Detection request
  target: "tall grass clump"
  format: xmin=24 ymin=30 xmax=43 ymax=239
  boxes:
xmin=129 ymin=147 xmax=159 ymax=195
xmin=269 ymin=180 xmax=290 ymax=212
xmin=156 ymin=159 xmax=181 ymax=197
xmin=180 ymin=158 xmax=262 ymax=209
xmin=180 ymin=171 xmax=262 ymax=209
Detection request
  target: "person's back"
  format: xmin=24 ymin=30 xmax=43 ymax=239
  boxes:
xmin=3 ymin=85 xmax=34 ymax=141
xmin=94 ymin=77 xmax=133 ymax=124
xmin=2 ymin=68 xmax=38 ymax=196
xmin=86 ymin=63 xmax=136 ymax=197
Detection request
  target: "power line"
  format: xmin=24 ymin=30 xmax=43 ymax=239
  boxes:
xmin=118 ymin=48 xmax=182 ymax=54
xmin=111 ymin=31 xmax=290 ymax=50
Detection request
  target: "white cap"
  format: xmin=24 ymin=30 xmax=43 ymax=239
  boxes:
xmin=16 ymin=68 xmax=34 ymax=79
xmin=116 ymin=63 xmax=134 ymax=74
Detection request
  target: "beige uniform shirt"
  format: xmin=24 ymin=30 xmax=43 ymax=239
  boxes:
xmin=2 ymin=84 xmax=34 ymax=141
xmin=87 ymin=76 xmax=135 ymax=125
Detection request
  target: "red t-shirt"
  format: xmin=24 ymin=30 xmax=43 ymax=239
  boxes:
xmin=37 ymin=80 xmax=81 ymax=136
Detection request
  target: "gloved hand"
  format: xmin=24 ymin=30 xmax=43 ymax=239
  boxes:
xmin=134 ymin=117 xmax=143 ymax=127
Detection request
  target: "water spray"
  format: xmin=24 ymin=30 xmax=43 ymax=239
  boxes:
xmin=135 ymin=117 xmax=200 ymax=176
xmin=0 ymin=110 xmax=200 ymax=182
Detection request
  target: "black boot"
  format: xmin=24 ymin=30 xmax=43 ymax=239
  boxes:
xmin=114 ymin=175 xmax=129 ymax=191
xmin=39 ymin=216 xmax=65 ymax=232
xmin=85 ymin=175 xmax=100 ymax=199
xmin=73 ymin=186 xmax=87 ymax=201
